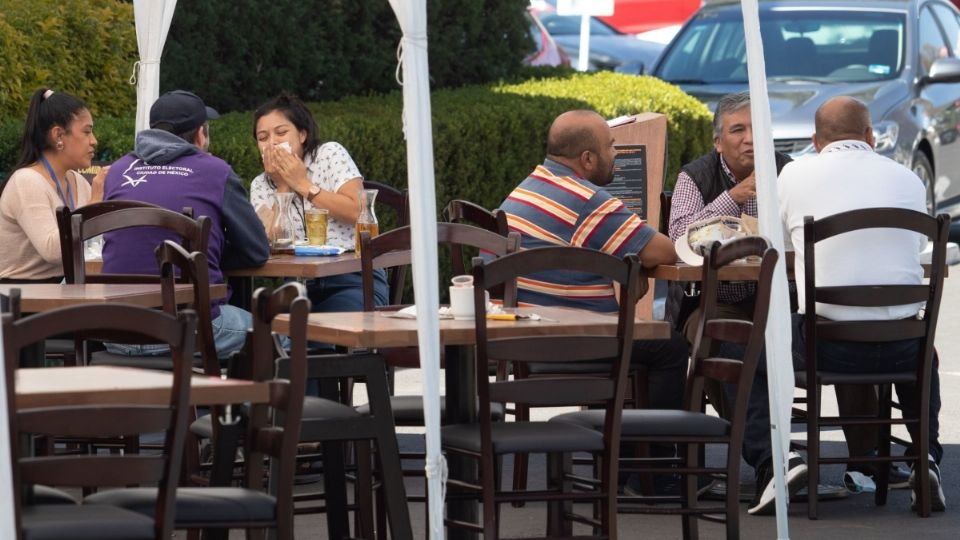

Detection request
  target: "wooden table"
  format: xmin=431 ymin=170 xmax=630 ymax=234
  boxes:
xmin=651 ymin=252 xmax=941 ymax=281
xmin=273 ymin=306 xmax=670 ymax=540
xmin=0 ymin=283 xmax=227 ymax=313
xmin=15 ymin=365 xmax=269 ymax=408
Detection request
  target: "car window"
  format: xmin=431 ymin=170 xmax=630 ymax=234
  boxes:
xmin=920 ymin=7 xmax=951 ymax=74
xmin=656 ymin=7 xmax=906 ymax=83
xmin=931 ymin=3 xmax=960 ymax=57
xmin=537 ymin=12 xmax=618 ymax=36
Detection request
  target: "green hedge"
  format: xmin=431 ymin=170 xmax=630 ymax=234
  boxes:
xmin=2 ymin=72 xmax=711 ymax=205
xmin=161 ymin=0 xmax=533 ymax=113
xmin=0 ymin=0 xmax=137 ymax=120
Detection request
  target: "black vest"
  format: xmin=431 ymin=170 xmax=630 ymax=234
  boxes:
xmin=680 ymin=150 xmax=793 ymax=205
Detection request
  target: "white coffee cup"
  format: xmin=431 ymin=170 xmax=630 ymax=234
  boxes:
xmin=449 ymin=285 xmax=489 ymax=320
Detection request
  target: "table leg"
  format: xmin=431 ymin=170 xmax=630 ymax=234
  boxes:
xmin=228 ymin=276 xmax=253 ymax=311
xmin=201 ymin=408 xmax=243 ymax=540
xmin=445 ymin=344 xmax=478 ymax=540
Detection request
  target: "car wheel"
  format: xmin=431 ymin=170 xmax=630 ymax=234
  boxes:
xmin=912 ymin=151 xmax=935 ymax=216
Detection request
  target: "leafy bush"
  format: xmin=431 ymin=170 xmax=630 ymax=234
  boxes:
xmin=0 ymin=0 xmax=137 ymax=120
xmin=161 ymin=0 xmax=534 ymax=114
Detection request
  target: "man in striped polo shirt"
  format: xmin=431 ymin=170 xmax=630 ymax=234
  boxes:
xmin=499 ymin=109 xmax=689 ymax=415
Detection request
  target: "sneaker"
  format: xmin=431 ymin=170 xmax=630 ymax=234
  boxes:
xmin=748 ymin=451 xmax=808 ymax=516
xmin=909 ymin=457 xmax=946 ymax=512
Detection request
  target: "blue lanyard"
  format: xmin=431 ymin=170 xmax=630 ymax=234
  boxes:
xmin=39 ymin=156 xmax=74 ymax=211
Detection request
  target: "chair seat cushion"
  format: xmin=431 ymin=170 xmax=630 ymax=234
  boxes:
xmin=22 ymin=504 xmax=155 ymax=540
xmin=28 ymin=485 xmax=78 ymax=505
xmin=302 ymin=396 xmax=361 ymax=420
xmin=89 ymin=351 xmax=203 ymax=370
xmin=191 ymin=396 xmax=357 ymax=438
xmin=356 ymin=395 xmax=505 ymax=425
xmin=85 ymin=487 xmax=276 ymax=525
xmin=794 ymin=370 xmax=917 ymax=388
xmin=525 ymin=361 xmax=611 ymax=375
xmin=552 ymin=409 xmax=731 ymax=438
xmin=442 ymin=421 xmax=604 ymax=454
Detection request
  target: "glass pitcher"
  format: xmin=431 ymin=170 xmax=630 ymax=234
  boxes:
xmin=270 ymin=191 xmax=296 ymax=254
xmin=355 ymin=188 xmax=379 ymax=254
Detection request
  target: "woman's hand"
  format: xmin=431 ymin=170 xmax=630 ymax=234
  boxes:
xmin=89 ymin=165 xmax=109 ymax=203
xmin=265 ymin=144 xmax=309 ymax=194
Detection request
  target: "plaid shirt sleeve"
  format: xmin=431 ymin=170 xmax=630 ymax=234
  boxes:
xmin=668 ymin=171 xmax=744 ymax=242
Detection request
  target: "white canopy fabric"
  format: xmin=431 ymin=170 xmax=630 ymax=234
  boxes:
xmin=741 ymin=1 xmax=794 ymax=538
xmin=0 ymin=323 xmax=14 ymax=538
xmin=386 ymin=2 xmax=446 ymax=538
xmin=132 ymin=0 xmax=178 ymax=134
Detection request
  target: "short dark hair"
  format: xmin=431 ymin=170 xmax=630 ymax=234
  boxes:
xmin=14 ymin=87 xmax=88 ymax=171
xmin=253 ymin=92 xmax=319 ymax=159
xmin=546 ymin=110 xmax=601 ymax=159
xmin=152 ymin=121 xmax=208 ymax=145
xmin=713 ymin=91 xmax=751 ymax=137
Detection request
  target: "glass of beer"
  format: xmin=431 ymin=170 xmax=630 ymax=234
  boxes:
xmin=305 ymin=208 xmax=328 ymax=246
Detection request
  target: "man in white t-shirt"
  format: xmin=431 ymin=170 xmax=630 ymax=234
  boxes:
xmin=778 ymin=96 xmax=943 ymax=511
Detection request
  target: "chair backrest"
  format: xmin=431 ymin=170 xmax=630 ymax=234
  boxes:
xmin=686 ymin=237 xmax=778 ymax=425
xmin=155 ymin=240 xmax=218 ymax=373
xmin=4 ymin=305 xmax=197 ymax=540
xmin=471 ymin=246 xmax=642 ymax=455
xmin=58 ymin=202 xmax=211 ymax=284
xmin=442 ymin=199 xmax=510 ymax=275
xmin=363 ymin=180 xmax=410 ymax=300
xmin=359 ymin=222 xmax=521 ymax=310
xmin=236 ymin=282 xmax=308 ymax=529
xmin=802 ymin=208 xmax=948 ymax=383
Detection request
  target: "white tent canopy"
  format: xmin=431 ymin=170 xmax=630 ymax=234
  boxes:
xmin=132 ymin=0 xmax=178 ymax=134
xmin=386 ymin=2 xmax=446 ymax=539
xmin=741 ymin=1 xmax=794 ymax=538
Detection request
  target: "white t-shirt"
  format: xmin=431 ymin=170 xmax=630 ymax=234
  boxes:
xmin=250 ymin=142 xmax=362 ymax=249
xmin=778 ymin=139 xmax=927 ymax=321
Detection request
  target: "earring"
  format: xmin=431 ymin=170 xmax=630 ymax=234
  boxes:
xmin=56 ymin=139 xmax=64 ymax=151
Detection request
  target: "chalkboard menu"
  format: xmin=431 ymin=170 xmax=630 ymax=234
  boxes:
xmin=606 ymin=144 xmax=648 ymax=220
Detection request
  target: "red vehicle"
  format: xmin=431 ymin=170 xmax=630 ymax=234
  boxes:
xmin=598 ymin=0 xmax=700 ymax=34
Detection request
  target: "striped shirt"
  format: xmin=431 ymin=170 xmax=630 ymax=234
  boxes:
xmin=499 ymin=159 xmax=655 ymax=312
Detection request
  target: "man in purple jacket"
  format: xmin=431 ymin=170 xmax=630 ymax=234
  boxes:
xmin=101 ymin=90 xmax=269 ymax=360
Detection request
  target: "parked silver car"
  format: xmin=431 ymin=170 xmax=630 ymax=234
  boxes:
xmin=652 ymin=0 xmax=960 ymax=217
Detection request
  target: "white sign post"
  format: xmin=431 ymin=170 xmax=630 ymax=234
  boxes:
xmin=557 ymin=0 xmax=614 ymax=72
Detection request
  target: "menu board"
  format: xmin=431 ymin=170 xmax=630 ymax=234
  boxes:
xmin=606 ymin=144 xmax=648 ymax=220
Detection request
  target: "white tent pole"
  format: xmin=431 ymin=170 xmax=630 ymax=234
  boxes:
xmin=387 ymin=2 xmax=446 ymax=538
xmin=0 ymin=321 xmax=15 ymax=539
xmin=740 ymin=1 xmax=794 ymax=538
xmin=132 ymin=0 xmax=178 ymax=135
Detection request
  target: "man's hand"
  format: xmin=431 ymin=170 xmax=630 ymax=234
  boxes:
xmin=727 ymin=171 xmax=756 ymax=204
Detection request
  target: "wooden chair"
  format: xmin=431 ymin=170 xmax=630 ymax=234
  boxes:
xmin=554 ymin=237 xmax=778 ymax=540
xmin=84 ymin=283 xmax=308 ymax=539
xmin=5 ymin=305 xmax=197 ymax=540
xmin=441 ymin=246 xmax=642 ymax=539
xmin=442 ymin=198 xmax=509 ymax=275
xmin=56 ymin=201 xmax=210 ymax=285
xmin=364 ymin=180 xmax=410 ymax=304
xmin=796 ymin=208 xmax=948 ymax=519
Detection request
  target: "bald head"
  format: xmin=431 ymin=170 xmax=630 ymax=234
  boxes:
xmin=814 ymin=96 xmax=873 ymax=150
xmin=545 ymin=109 xmax=616 ymax=185
xmin=547 ymin=110 xmax=606 ymax=160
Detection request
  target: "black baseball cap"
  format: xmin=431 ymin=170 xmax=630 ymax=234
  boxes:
xmin=149 ymin=90 xmax=220 ymax=133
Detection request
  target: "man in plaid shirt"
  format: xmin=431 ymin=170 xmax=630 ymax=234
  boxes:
xmin=668 ymin=91 xmax=792 ymax=337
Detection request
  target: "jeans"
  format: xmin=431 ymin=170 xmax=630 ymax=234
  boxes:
xmin=736 ymin=313 xmax=942 ymax=469
xmin=106 ymin=304 xmax=252 ymax=362
xmin=306 ymin=270 xmax=388 ymax=314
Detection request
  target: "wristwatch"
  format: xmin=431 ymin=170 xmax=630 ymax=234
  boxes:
xmin=306 ymin=184 xmax=322 ymax=202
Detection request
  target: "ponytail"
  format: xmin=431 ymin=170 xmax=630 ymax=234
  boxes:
xmin=13 ymin=87 xmax=88 ymax=171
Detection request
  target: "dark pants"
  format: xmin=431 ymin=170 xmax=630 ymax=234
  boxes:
xmin=630 ymin=329 xmax=690 ymax=410
xmin=736 ymin=313 xmax=942 ymax=469
xmin=306 ymin=269 xmax=388 ymax=314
